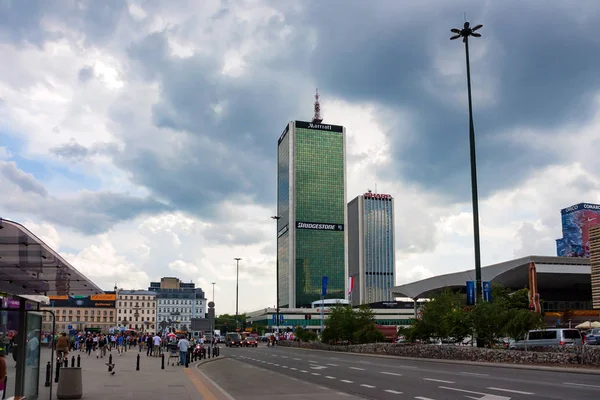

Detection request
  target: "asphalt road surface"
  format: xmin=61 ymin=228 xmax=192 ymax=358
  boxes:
xmin=213 ymin=345 xmax=600 ymax=400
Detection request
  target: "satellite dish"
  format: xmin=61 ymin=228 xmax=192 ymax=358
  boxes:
xmin=208 ymin=301 xmax=215 ymax=308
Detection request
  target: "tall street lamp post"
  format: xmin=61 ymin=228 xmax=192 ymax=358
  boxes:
xmin=450 ymin=21 xmax=484 ymax=302
xmin=234 ymin=257 xmax=241 ymax=329
xmin=211 ymin=282 xmax=216 ymax=302
xmin=271 ymin=215 xmax=281 ymax=333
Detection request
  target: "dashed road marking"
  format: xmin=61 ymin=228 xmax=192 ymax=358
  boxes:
xmin=281 ymin=356 xmax=288 ymax=358
xmin=384 ymin=389 xmax=403 ymax=394
xmin=325 ymin=376 xmax=336 ymax=379
xmin=461 ymin=372 xmax=489 ymax=377
xmin=282 ymin=366 xmax=288 ymax=368
xmin=293 ymin=358 xmax=301 ymax=360
xmin=290 ymin=367 xmax=297 ymax=371
xmin=326 ymin=363 xmax=339 ymax=367
xmin=349 ymin=367 xmax=365 ymax=371
xmin=300 ymin=370 xmax=308 ymax=373
xmin=564 ymin=382 xmax=600 ymax=389
xmin=424 ymin=378 xmax=455 ymax=384
xmin=360 ymin=384 xmax=376 ymax=388
xmin=487 ymin=387 xmax=534 ymax=395
xmin=274 ymin=364 xmax=280 ymax=367
xmin=380 ymin=372 xmax=403 ymax=377
xmin=340 ymin=380 xmax=353 ymax=384
xmin=312 ymin=372 xmax=321 ymax=376
xmin=414 ymin=397 xmax=434 ymax=400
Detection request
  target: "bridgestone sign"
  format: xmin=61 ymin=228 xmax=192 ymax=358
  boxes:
xmin=296 ymin=221 xmax=344 ymax=231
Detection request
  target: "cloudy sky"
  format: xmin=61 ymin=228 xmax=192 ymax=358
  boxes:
xmin=1 ymin=0 xmax=599 ymax=314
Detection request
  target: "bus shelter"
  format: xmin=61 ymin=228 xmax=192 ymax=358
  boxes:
xmin=0 ymin=218 xmax=102 ymax=399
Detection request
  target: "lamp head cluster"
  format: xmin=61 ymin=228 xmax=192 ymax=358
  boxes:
xmin=450 ymin=21 xmax=483 ymax=43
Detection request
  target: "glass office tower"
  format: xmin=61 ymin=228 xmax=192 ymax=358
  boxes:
xmin=277 ymin=120 xmax=347 ymax=308
xmin=348 ymin=192 xmax=395 ymax=306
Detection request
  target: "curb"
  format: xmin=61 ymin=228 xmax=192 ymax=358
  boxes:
xmin=194 ymin=355 xmax=226 ymax=368
xmin=278 ymin=345 xmax=600 ymax=375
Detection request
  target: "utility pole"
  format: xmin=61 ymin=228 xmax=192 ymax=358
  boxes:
xmin=234 ymin=258 xmax=241 ymax=329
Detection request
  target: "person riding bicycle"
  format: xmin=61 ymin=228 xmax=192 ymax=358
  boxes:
xmin=56 ymin=333 xmax=70 ymax=359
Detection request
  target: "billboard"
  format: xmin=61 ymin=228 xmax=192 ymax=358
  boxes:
xmin=48 ymin=295 xmax=115 ymax=308
xmin=556 ymin=203 xmax=600 ymax=258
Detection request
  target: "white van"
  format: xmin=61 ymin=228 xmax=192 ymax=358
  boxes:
xmin=509 ymin=328 xmax=582 ymax=350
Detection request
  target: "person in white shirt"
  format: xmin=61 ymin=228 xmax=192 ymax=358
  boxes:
xmin=152 ymin=335 xmax=161 ymax=357
xmin=177 ymin=337 xmax=189 ymax=366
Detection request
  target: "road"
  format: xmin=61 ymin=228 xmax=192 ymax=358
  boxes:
xmin=209 ymin=344 xmax=600 ymax=400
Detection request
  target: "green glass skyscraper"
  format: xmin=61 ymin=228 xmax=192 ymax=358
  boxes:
xmin=277 ymin=120 xmax=347 ymax=308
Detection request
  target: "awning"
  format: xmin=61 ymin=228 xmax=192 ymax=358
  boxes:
xmin=0 ymin=218 xmax=103 ymax=296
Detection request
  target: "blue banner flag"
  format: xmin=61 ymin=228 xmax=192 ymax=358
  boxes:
xmin=272 ymin=314 xmax=276 ymax=324
xmin=322 ymin=276 xmax=328 ymax=296
xmin=466 ymin=281 xmax=475 ymax=306
xmin=483 ymin=281 xmax=492 ymax=303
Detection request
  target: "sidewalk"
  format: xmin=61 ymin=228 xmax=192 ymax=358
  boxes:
xmin=4 ymin=345 xmax=210 ymax=399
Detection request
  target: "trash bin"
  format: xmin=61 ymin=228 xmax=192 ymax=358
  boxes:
xmin=56 ymin=367 xmax=83 ymax=399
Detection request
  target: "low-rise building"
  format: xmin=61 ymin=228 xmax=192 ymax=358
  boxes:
xmin=115 ymin=288 xmax=156 ymax=335
xmin=41 ymin=293 xmax=116 ymax=333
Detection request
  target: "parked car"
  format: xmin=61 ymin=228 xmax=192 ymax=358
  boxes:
xmin=585 ymin=328 xmax=600 ymax=345
xmin=509 ymin=328 xmax=582 ymax=350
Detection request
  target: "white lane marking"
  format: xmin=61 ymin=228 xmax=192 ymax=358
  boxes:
xmin=282 ymin=366 xmax=288 ymax=368
xmin=281 ymin=356 xmax=288 ymax=358
xmin=293 ymin=358 xmax=301 ymax=360
xmin=326 ymin=363 xmax=339 ymax=366
xmin=439 ymin=386 xmax=486 ymax=396
xmin=325 ymin=376 xmax=336 ymax=379
xmin=308 ymin=360 xmax=318 ymax=363
xmin=349 ymin=367 xmax=365 ymax=371
xmin=488 ymin=387 xmax=534 ymax=395
xmin=397 ymin=365 xmax=418 ymax=369
xmin=564 ymin=382 xmax=600 ymax=389
xmin=440 ymin=387 xmax=511 ymax=400
xmin=312 ymin=372 xmax=321 ymax=376
xmin=359 ymin=360 xmax=371 ymax=364
xmin=384 ymin=389 xmax=403 ymax=395
xmin=290 ymin=367 xmax=297 ymax=371
xmin=461 ymin=372 xmax=489 ymax=377
xmin=300 ymin=370 xmax=308 ymax=373
xmin=360 ymin=384 xmax=376 ymax=388
xmin=310 ymin=365 xmax=327 ymax=370
xmin=424 ymin=378 xmax=455 ymax=384
xmin=274 ymin=364 xmax=280 ymax=367
xmin=380 ymin=372 xmax=403 ymax=377
xmin=340 ymin=380 xmax=353 ymax=383
xmin=414 ymin=397 xmax=433 ymax=400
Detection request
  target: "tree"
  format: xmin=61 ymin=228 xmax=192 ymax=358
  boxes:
xmin=321 ymin=305 xmax=383 ymax=344
xmin=412 ymin=290 xmax=471 ymax=343
xmin=295 ymin=326 xmax=318 ymax=342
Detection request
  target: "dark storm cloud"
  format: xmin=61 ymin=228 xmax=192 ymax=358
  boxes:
xmin=289 ymin=0 xmax=600 ymax=200
xmin=103 ymin=27 xmax=314 ymax=219
xmin=0 ymin=0 xmax=128 ymax=47
xmin=11 ymin=0 xmax=600 ymax=228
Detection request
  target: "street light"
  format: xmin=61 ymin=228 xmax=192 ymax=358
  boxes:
xmin=234 ymin=257 xmax=241 ymax=329
xmin=271 ymin=215 xmax=281 ymax=333
xmin=450 ymin=21 xmax=484 ymax=303
xmin=211 ymin=282 xmax=216 ymax=302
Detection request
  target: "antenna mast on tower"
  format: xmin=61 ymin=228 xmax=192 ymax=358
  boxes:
xmin=312 ymin=88 xmax=323 ymax=124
